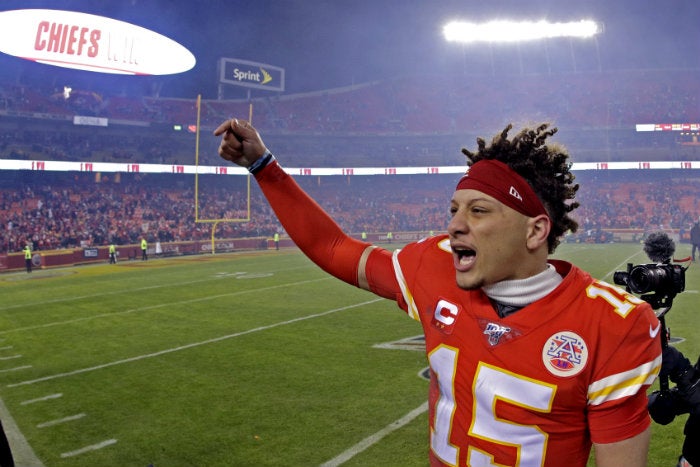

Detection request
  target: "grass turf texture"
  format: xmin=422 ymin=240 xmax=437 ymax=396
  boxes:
xmin=0 ymin=242 xmax=697 ymax=466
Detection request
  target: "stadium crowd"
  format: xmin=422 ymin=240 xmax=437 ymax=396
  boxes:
xmin=1 ymin=170 xmax=699 ymax=254
xmin=2 ymin=68 xmax=700 ymax=168
xmin=2 ymin=68 xmax=700 ymax=254
xmin=2 ymin=69 xmax=698 ymax=131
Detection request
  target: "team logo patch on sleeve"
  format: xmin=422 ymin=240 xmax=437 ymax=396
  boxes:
xmin=542 ymin=331 xmax=589 ymax=377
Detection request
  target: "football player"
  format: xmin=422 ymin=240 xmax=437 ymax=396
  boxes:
xmin=215 ymin=119 xmax=662 ymax=467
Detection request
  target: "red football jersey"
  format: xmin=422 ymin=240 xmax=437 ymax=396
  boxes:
xmin=380 ymin=235 xmax=662 ymax=467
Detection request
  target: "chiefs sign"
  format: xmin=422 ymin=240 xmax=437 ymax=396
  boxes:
xmin=0 ymin=9 xmax=195 ymax=75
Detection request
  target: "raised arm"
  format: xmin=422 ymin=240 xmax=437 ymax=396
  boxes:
xmin=214 ymin=119 xmax=398 ymax=298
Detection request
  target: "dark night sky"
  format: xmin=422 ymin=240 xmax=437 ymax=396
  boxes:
xmin=0 ymin=0 xmax=698 ymax=99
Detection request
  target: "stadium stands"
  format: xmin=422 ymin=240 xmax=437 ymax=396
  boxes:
xmin=1 ymin=68 xmax=700 ymax=253
xmin=1 ymin=168 xmax=700 ymax=254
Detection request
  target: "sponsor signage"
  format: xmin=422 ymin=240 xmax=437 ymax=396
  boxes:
xmin=0 ymin=9 xmax=196 ymax=75
xmin=73 ymin=115 xmax=108 ymax=127
xmin=636 ymin=123 xmax=700 ymax=132
xmin=219 ymin=58 xmax=285 ymax=92
xmin=83 ymin=248 xmax=99 ymax=258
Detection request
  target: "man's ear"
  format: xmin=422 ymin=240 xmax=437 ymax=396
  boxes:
xmin=526 ymin=214 xmax=551 ymax=250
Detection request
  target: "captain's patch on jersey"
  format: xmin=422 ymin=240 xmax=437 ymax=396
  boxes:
xmin=430 ymin=299 xmax=461 ymax=335
xmin=542 ymin=331 xmax=589 ymax=377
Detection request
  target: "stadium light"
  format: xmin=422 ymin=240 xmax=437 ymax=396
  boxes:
xmin=443 ymin=19 xmax=600 ymax=44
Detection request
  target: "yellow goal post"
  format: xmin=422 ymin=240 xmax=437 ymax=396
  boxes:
xmin=194 ymin=94 xmax=254 ymax=253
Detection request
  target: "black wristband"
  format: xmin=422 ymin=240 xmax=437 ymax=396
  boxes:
xmin=248 ymin=150 xmax=274 ymax=175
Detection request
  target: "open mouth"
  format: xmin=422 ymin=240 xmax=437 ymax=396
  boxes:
xmin=453 ymin=246 xmax=476 ymax=269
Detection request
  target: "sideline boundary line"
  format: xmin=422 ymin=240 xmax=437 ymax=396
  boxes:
xmin=0 ymin=396 xmax=45 ymax=467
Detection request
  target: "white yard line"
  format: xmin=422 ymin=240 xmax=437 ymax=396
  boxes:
xmin=0 ymin=355 xmax=22 ymax=361
xmin=1 ymin=276 xmax=382 ymax=466
xmin=60 ymin=439 xmax=117 ymax=458
xmin=319 ymin=402 xmax=429 ymax=467
xmin=601 ymin=250 xmax=645 ymax=281
xmin=8 ymin=298 xmax=384 ymax=388
xmin=0 ymin=365 xmax=32 ymax=373
xmin=21 ymin=393 xmax=63 ymax=405
xmin=0 ymin=277 xmax=330 ymax=336
xmin=0 ymin=264 xmax=316 ymax=313
xmin=37 ymin=413 xmax=85 ymax=428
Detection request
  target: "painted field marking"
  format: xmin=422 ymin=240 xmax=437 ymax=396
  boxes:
xmin=0 ymin=365 xmax=31 ymax=373
xmin=0 ymin=277 xmax=330 ymax=336
xmin=37 ymin=413 xmax=85 ymax=428
xmin=0 ymin=263 xmax=315 ymax=313
xmin=601 ymin=251 xmax=645 ymax=282
xmin=0 ymin=355 xmax=22 ymax=360
xmin=0 ymin=395 xmax=45 ymax=466
xmin=319 ymin=402 xmax=428 ymax=467
xmin=60 ymin=439 xmax=117 ymax=458
xmin=8 ymin=298 xmax=384 ymax=387
xmin=21 ymin=393 xmax=63 ymax=405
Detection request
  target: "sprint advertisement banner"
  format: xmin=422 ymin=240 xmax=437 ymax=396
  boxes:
xmin=219 ymin=58 xmax=285 ymax=92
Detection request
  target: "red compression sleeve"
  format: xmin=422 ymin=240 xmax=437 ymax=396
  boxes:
xmin=255 ymin=160 xmax=371 ymax=287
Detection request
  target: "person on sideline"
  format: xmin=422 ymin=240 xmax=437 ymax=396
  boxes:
xmin=23 ymin=243 xmax=32 ymax=273
xmin=690 ymin=220 xmax=700 ymax=262
xmin=140 ymin=237 xmax=148 ymax=261
xmin=214 ymin=118 xmax=661 ymax=467
xmin=109 ymin=243 xmax=117 ymax=264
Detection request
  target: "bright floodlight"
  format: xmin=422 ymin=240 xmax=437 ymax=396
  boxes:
xmin=444 ymin=19 xmax=600 ymax=44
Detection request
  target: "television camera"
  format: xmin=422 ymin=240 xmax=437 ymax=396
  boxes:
xmin=613 ymin=231 xmax=686 ymax=310
xmin=614 ymin=231 xmax=696 ymax=466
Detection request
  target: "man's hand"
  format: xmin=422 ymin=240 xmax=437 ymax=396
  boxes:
xmin=661 ymin=345 xmax=693 ymax=383
xmin=213 ymin=118 xmax=268 ymax=168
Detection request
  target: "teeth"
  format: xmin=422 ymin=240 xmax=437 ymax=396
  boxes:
xmin=459 ymin=255 xmax=475 ymax=266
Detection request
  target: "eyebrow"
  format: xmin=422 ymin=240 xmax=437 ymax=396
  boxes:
xmin=451 ymin=195 xmax=500 ymax=206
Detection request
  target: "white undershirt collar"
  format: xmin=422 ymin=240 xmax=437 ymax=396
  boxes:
xmin=482 ymin=263 xmax=563 ymax=308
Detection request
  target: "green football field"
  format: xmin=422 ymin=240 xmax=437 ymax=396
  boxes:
xmin=0 ymin=242 xmax=697 ymax=466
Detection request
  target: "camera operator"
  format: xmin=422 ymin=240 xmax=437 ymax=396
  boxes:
xmin=649 ymin=345 xmax=700 ymax=466
xmin=613 ymin=231 xmax=697 ymax=466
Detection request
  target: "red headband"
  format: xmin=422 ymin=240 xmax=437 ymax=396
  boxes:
xmin=456 ymin=159 xmax=548 ymax=218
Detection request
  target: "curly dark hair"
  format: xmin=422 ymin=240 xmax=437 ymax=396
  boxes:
xmin=461 ymin=123 xmax=579 ymax=253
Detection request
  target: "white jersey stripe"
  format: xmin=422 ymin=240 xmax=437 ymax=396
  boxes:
xmin=588 ymin=354 xmax=662 ymax=406
xmin=392 ymin=249 xmax=420 ymax=321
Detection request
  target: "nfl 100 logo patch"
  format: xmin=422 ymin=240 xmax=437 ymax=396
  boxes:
xmin=542 ymin=331 xmax=589 ymax=377
xmin=483 ymin=322 xmax=512 ymax=346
